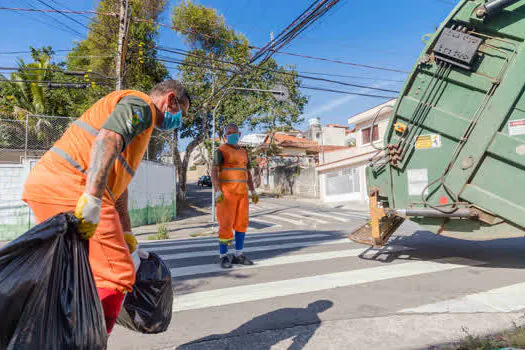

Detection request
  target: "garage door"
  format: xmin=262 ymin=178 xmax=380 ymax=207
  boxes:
xmin=326 ymin=167 xmax=360 ymax=197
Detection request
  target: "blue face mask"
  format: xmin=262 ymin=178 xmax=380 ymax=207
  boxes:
xmin=226 ymin=133 xmax=240 ymax=145
xmin=158 ymin=99 xmax=183 ymax=131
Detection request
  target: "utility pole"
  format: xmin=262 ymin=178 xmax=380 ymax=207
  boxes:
xmin=115 ymin=0 xmax=129 ymax=90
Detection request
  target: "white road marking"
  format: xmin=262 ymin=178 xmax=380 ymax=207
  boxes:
xmin=171 ymin=248 xmax=366 ymax=278
xmin=160 ymin=238 xmax=349 ymax=260
xmin=337 ymin=212 xmax=369 ymax=219
xmin=146 ymin=233 xmax=328 ymax=252
xmin=263 ymin=214 xmax=303 ymax=225
xmin=400 ymin=282 xmax=525 ymax=314
xmin=250 ymin=217 xmax=282 ymax=228
xmin=297 ymin=210 xmax=349 ymax=222
xmin=140 ymin=227 xmax=300 ymax=248
xmin=281 ymin=212 xmax=328 ymax=224
xmin=173 ymin=259 xmax=477 ymax=312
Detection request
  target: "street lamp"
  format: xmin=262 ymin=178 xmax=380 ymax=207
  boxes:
xmin=211 ymin=85 xmax=289 ymax=225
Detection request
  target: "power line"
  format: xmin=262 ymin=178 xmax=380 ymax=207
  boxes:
xmin=0 ymin=6 xmax=100 ymax=16
xmin=0 ymin=49 xmax=71 ymax=55
xmin=155 ymin=55 xmax=398 ymax=99
xmin=298 ymin=71 xmax=406 ymax=83
xmin=0 ymin=5 xmax=409 ymax=74
xmin=0 ymin=66 xmax=114 ymax=80
xmin=271 ymin=50 xmax=410 ymax=73
xmin=34 ymin=0 xmax=91 ymax=32
xmin=301 ymin=85 xmax=396 ymax=99
xmin=27 ymin=0 xmax=85 ymax=36
xmin=156 ymin=46 xmax=401 ymax=94
xmin=15 ymin=0 xmax=83 ymax=37
xmin=2 ymin=79 xmax=109 ymax=86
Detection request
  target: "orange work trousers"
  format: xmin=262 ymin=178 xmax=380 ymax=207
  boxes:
xmin=217 ymin=192 xmax=249 ymax=244
xmin=26 ymin=201 xmax=136 ymax=293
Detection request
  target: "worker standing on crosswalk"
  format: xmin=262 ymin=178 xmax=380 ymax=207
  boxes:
xmin=212 ymin=123 xmax=259 ymax=269
xmin=22 ymin=80 xmax=190 ymax=334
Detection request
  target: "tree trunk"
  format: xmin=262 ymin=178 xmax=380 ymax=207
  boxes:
xmin=173 ymin=112 xmax=210 ymax=204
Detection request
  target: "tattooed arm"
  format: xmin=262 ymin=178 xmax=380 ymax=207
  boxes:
xmin=85 ymin=129 xmax=123 ymax=198
xmin=115 ymin=188 xmax=132 ymax=232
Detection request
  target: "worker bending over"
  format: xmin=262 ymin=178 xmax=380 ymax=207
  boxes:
xmin=212 ymin=123 xmax=259 ymax=269
xmin=22 ymin=80 xmax=190 ymax=334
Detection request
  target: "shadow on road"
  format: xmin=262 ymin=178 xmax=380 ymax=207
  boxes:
xmin=358 ymin=230 xmax=525 ymax=269
xmin=176 ymin=300 xmax=333 ymax=350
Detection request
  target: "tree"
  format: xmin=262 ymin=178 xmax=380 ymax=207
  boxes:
xmin=171 ymin=1 xmax=308 ymax=202
xmin=67 ymin=0 xmax=169 ymax=92
xmin=0 ymin=47 xmax=78 ymax=150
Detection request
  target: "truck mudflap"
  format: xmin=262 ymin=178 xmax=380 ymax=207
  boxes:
xmin=349 ymin=188 xmax=404 ymax=247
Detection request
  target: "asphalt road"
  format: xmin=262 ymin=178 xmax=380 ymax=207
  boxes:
xmin=110 ymin=187 xmax=525 ymax=350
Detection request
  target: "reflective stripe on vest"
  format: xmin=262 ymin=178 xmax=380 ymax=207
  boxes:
xmin=50 ymin=146 xmax=86 ymax=174
xmin=73 ymin=120 xmax=135 ymax=177
xmin=219 ymin=167 xmax=247 ymax=183
xmin=50 ymin=146 xmax=116 ymax=202
xmin=221 ymin=167 xmax=247 ymax=171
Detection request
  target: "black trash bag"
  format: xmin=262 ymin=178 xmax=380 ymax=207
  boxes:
xmin=0 ymin=213 xmax=108 ymax=350
xmin=116 ymin=252 xmax=173 ymax=334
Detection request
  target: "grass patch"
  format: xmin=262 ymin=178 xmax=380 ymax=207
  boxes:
xmin=147 ymin=201 xmax=174 ymax=241
xmin=189 ymin=230 xmax=216 ymax=238
xmin=438 ymin=323 xmax=525 ymax=350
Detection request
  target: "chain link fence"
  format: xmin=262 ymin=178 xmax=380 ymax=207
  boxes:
xmin=0 ymin=115 xmax=177 ymax=241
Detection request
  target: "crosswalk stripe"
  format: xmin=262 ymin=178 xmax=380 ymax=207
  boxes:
xmin=252 ymin=203 xmax=280 ymax=210
xmin=173 ymin=259 xmax=476 ymax=312
xmin=399 ymin=282 xmax=525 ymax=314
xmin=250 ymin=217 xmax=282 ymax=228
xmin=145 ymin=233 xmax=328 ymax=252
xmin=263 ymin=214 xmax=303 ymax=225
xmin=170 ymin=248 xmax=366 ymax=278
xmin=140 ymin=228 xmax=307 ymax=248
xmin=160 ymin=238 xmax=349 ymax=260
xmin=281 ymin=212 xmax=328 ymax=224
xmin=297 ymin=210 xmax=349 ymax=222
xmin=337 ymin=212 xmax=369 ymax=219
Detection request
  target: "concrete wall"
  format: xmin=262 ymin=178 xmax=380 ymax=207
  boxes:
xmin=0 ymin=159 xmax=177 ymax=240
xmin=127 ymin=160 xmax=177 ymax=227
xmin=322 ymin=127 xmax=346 ymax=146
xmin=258 ymin=166 xmax=319 ymax=199
xmin=0 ymin=160 xmax=37 ymax=240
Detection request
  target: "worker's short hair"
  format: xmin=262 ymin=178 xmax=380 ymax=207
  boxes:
xmin=150 ymin=80 xmax=191 ymax=107
xmin=224 ymin=123 xmax=239 ymax=133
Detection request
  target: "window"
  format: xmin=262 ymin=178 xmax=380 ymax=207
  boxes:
xmin=361 ymin=125 xmax=379 ymax=145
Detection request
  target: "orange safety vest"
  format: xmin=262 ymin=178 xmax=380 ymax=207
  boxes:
xmin=218 ymin=144 xmax=249 ymax=195
xmin=23 ymin=90 xmax=157 ymax=205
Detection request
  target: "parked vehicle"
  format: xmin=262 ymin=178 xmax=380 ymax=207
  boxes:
xmin=350 ymin=0 xmax=525 ymax=246
xmin=197 ymin=175 xmax=212 ymax=188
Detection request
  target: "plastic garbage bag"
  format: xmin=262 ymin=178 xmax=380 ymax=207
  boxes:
xmin=116 ymin=251 xmax=173 ymax=334
xmin=0 ymin=213 xmax=108 ymax=350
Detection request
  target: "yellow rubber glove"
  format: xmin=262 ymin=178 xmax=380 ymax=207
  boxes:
xmin=74 ymin=193 xmax=102 ymax=240
xmin=251 ymin=191 xmax=260 ymax=204
xmin=123 ymin=232 xmax=138 ymax=253
xmin=215 ymin=190 xmax=225 ymax=203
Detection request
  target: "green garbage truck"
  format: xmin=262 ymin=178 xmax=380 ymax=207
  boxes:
xmin=350 ymin=0 xmax=525 ymax=246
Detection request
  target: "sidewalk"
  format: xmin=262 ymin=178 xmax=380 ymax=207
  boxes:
xmin=169 ymin=312 xmax=524 ymax=350
xmin=0 ymin=196 xmax=369 ymax=245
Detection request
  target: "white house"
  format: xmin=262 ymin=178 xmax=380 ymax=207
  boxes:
xmin=316 ymin=99 xmax=396 ymax=203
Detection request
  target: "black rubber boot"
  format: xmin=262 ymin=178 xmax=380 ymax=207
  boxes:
xmin=220 ymin=255 xmax=232 ymax=269
xmin=231 ymin=254 xmax=254 ymax=265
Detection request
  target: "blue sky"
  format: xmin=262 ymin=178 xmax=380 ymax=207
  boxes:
xmin=0 ymin=0 xmax=455 ymax=137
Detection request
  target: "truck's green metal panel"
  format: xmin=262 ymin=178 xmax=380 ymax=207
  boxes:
xmin=368 ymin=0 xmax=525 ymax=236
